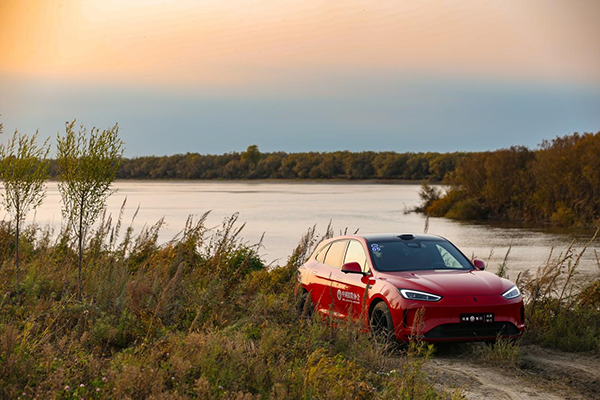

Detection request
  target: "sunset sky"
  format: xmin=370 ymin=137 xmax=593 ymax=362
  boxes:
xmin=1 ymin=0 xmax=599 ymax=156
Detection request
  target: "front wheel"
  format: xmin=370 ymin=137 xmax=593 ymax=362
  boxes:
xmin=369 ymin=302 xmax=396 ymax=344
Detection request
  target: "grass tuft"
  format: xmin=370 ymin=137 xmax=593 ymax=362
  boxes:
xmin=472 ymin=338 xmax=521 ymax=369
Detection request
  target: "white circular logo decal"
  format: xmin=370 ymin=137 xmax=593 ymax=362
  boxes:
xmin=337 ymin=289 xmax=342 ymax=301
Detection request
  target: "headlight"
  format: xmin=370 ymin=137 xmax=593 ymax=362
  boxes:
xmin=398 ymin=289 xmax=442 ymax=302
xmin=502 ymin=286 xmax=521 ymax=299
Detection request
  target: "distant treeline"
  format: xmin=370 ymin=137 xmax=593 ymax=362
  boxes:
xmin=47 ymin=146 xmax=471 ymax=181
xmin=421 ymin=132 xmax=600 ymax=227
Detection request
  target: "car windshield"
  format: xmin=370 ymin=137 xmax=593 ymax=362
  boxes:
xmin=368 ymin=239 xmax=473 ymax=272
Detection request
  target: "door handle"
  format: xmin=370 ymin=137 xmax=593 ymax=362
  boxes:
xmin=310 ymin=270 xmax=318 ymax=275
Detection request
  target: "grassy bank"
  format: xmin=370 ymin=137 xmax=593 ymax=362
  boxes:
xmin=517 ymin=234 xmax=600 ymax=353
xmin=477 ymin=233 xmax=600 ymax=360
xmin=1 ymin=213 xmax=598 ymax=398
xmin=0 ymin=214 xmax=456 ymax=399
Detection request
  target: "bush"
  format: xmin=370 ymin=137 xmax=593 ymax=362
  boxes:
xmin=550 ymin=204 xmax=578 ymax=227
xmin=425 ymin=189 xmax=463 ymax=217
xmin=445 ymin=198 xmax=487 ymax=220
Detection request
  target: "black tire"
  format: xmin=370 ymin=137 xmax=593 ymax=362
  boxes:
xmin=297 ymin=290 xmax=314 ymax=318
xmin=369 ymin=301 xmax=396 ymax=344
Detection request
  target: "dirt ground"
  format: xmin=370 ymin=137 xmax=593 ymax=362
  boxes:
xmin=424 ymin=343 xmax=600 ymax=400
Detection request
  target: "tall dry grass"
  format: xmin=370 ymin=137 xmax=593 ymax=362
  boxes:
xmin=516 ymin=230 xmax=600 ymax=353
xmin=0 ymin=211 xmax=453 ymax=399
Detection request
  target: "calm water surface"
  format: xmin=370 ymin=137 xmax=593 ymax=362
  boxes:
xmin=16 ymin=181 xmax=599 ymax=280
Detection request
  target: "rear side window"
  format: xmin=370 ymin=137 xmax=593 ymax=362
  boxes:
xmin=315 ymin=243 xmax=330 ymax=263
xmin=344 ymin=240 xmax=368 ymax=272
xmin=324 ymin=240 xmax=348 ymax=268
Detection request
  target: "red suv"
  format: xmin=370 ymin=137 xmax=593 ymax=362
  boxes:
xmin=298 ymin=234 xmax=525 ymax=342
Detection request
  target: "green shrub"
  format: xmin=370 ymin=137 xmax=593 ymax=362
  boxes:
xmin=550 ymin=204 xmax=578 ymax=226
xmin=525 ymin=299 xmax=600 ymax=353
xmin=425 ymin=189 xmax=464 ymax=217
xmin=445 ymin=198 xmax=486 ymax=220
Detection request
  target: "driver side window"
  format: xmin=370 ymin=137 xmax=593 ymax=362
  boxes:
xmin=344 ymin=240 xmax=369 ymax=273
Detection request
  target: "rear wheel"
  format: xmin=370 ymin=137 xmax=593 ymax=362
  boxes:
xmin=369 ymin=302 xmax=396 ymax=343
xmin=297 ymin=289 xmax=314 ymax=318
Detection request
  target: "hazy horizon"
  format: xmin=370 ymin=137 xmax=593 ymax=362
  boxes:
xmin=2 ymin=0 xmax=599 ymax=157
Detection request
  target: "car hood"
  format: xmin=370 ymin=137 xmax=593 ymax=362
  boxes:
xmin=377 ymin=269 xmax=512 ymax=296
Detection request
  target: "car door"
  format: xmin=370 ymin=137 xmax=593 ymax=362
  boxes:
xmin=335 ymin=239 xmax=371 ymax=319
xmin=316 ymin=239 xmax=349 ymax=317
xmin=304 ymin=242 xmax=332 ymax=313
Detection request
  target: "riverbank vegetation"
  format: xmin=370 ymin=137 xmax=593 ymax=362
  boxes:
xmin=468 ymin=235 xmax=600 ymax=377
xmin=1 ymin=214 xmax=598 ymax=398
xmin=0 ymin=216 xmax=459 ymax=399
xmin=420 ymin=131 xmax=600 ymax=227
xmin=517 ymin=232 xmax=600 ymax=353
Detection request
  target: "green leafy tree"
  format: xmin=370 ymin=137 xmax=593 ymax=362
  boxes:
xmin=0 ymin=125 xmax=50 ymax=294
xmin=57 ymin=120 xmax=124 ymax=300
xmin=241 ymin=145 xmax=261 ymax=164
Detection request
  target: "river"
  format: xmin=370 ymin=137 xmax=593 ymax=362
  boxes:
xmin=11 ymin=181 xmax=599 ymax=280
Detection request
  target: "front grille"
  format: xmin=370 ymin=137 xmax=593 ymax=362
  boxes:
xmin=424 ymin=322 xmax=519 ymax=339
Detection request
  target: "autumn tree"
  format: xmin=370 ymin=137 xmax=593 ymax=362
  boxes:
xmin=422 ymin=131 xmax=600 ymax=226
xmin=0 ymin=125 xmax=50 ymax=294
xmin=57 ymin=120 xmax=124 ymax=300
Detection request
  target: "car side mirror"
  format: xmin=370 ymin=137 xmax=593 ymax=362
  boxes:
xmin=342 ymin=262 xmax=363 ymax=274
xmin=473 ymin=259 xmax=485 ymax=270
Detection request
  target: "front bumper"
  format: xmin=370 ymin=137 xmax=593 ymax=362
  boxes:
xmin=390 ymin=294 xmax=525 ymax=342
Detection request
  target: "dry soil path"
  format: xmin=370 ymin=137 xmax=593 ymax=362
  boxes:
xmin=424 ymin=344 xmax=600 ymax=400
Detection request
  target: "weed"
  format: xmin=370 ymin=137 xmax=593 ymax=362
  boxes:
xmin=472 ymin=338 xmax=521 ymax=369
xmin=517 ymin=230 xmax=600 ymax=353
